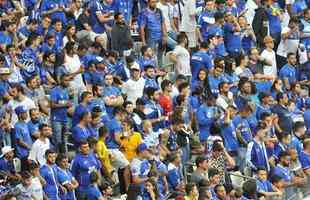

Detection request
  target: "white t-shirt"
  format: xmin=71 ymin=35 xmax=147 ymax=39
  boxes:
xmin=64 ymin=54 xmax=86 ymax=93
xmin=173 ymin=45 xmax=191 ymax=76
xmin=245 ymin=0 xmax=258 ymax=26
xmin=260 ymin=49 xmax=277 ymax=77
xmin=30 ymin=177 xmax=44 ymax=200
xmin=28 ymin=138 xmax=51 ymax=166
xmin=8 ymin=97 xmax=36 ymax=125
xmin=277 ymin=27 xmax=300 ymax=57
xmin=157 ymin=2 xmax=174 ymax=32
xmin=180 ymin=0 xmax=197 ymax=32
xmin=122 ymin=78 xmax=145 ymax=104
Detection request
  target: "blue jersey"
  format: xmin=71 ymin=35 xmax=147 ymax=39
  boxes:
xmin=57 ymin=167 xmax=76 ymax=200
xmin=144 ymin=99 xmax=165 ymax=131
xmin=27 ymin=120 xmax=40 ymax=139
xmin=86 ymin=185 xmax=103 ymax=200
xmin=0 ymin=32 xmax=13 ymax=47
xmin=224 ymin=23 xmax=242 ymax=54
xmin=0 ymin=157 xmax=15 ymax=173
xmin=19 ymin=47 xmax=40 ymax=79
xmin=300 ymin=151 xmax=310 ymax=170
xmin=40 ymin=0 xmax=67 ymax=24
xmin=279 ymin=64 xmax=297 ymax=85
xmin=221 ymin=121 xmax=239 ymax=152
xmin=50 ymin=86 xmax=70 ymax=122
xmin=198 ymin=10 xmax=215 ymax=41
xmin=116 ymin=0 xmax=133 ymax=23
xmin=291 ymin=135 xmax=303 ymax=156
xmin=266 ymin=8 xmax=281 ymax=36
xmin=130 ymin=158 xmax=151 ymax=192
xmin=15 ymin=121 xmax=33 ymax=158
xmin=246 ymin=140 xmax=269 ymax=171
xmin=144 ymin=76 xmax=159 ymax=90
xmin=40 ymin=164 xmax=60 ymax=200
xmin=196 ymin=104 xmax=217 ymax=142
xmin=256 ymin=179 xmax=273 ymax=193
xmin=190 ymin=51 xmax=213 ymax=79
xmin=72 ymin=125 xmax=91 ymax=146
xmin=103 ymin=85 xmax=122 ymax=117
xmin=208 ymin=74 xmax=226 ymax=96
xmin=139 ymin=8 xmax=164 ymax=42
xmin=72 ymin=104 xmax=89 ymax=127
xmin=233 ymin=115 xmax=252 ymax=144
xmin=167 ymin=163 xmax=183 ymax=191
xmin=71 ymin=153 xmax=101 ymax=192
xmin=106 ymin=117 xmax=122 ymax=149
xmin=138 ymin=57 xmax=157 ymax=70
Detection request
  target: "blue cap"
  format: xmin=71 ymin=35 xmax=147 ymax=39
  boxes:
xmin=137 ymin=143 xmax=148 ymax=153
xmin=15 ymin=106 xmax=27 ymax=115
xmin=306 ymin=98 xmax=310 ymax=107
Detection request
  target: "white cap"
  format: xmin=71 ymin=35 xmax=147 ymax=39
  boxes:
xmin=1 ymin=146 xmax=14 ymax=157
xmin=130 ymin=62 xmax=140 ymax=71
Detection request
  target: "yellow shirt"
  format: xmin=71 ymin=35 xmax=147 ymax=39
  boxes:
xmin=120 ymin=132 xmax=142 ymax=162
xmin=96 ymin=139 xmax=113 ymax=173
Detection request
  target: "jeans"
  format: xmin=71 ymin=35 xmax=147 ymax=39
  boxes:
xmin=146 ymin=39 xmax=165 ymax=68
xmin=237 ymin=147 xmax=247 ymax=173
xmin=181 ymin=144 xmax=190 ymax=166
xmin=51 ymin=121 xmax=69 ymax=150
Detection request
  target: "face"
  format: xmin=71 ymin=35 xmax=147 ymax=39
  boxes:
xmin=289 ymin=148 xmax=298 ymax=161
xmin=60 ymin=157 xmax=69 ymax=169
xmin=220 ymin=83 xmax=230 ymax=94
xmin=42 ymin=17 xmax=51 ymax=28
xmin=145 ymin=47 xmax=153 ymax=58
xmin=198 ymin=70 xmax=207 ymax=81
xmin=42 ymin=126 xmax=52 ymax=137
xmin=250 ymin=48 xmax=259 ymax=60
xmin=117 ymin=14 xmax=125 ymax=24
xmin=281 ymin=155 xmax=290 ymax=167
xmin=205 ymin=0 xmax=215 ymax=10
xmin=281 ymin=94 xmax=289 ymax=105
xmin=242 ymin=82 xmax=252 ymax=94
xmin=148 ymin=0 xmax=157 ymax=9
xmin=216 ymin=186 xmax=226 ymax=199
xmin=257 ymin=170 xmax=268 ymax=181
xmin=143 ymin=120 xmax=152 ymax=133
xmin=47 ymin=37 xmax=55 ymax=46
xmin=242 ymin=56 xmax=249 ymax=66
xmin=145 ymin=181 xmax=154 ymax=191
xmin=61 ymin=76 xmax=71 ymax=87
xmin=191 ymin=185 xmax=199 ymax=197
xmin=125 ymin=103 xmax=134 ymax=114
xmin=68 ymin=26 xmax=76 ymax=35
xmin=23 ymin=177 xmax=32 ymax=187
xmin=146 ymin=68 xmax=155 ymax=77
xmin=4 ymin=151 xmax=14 ymax=161
xmin=47 ymin=153 xmax=57 ymax=164
xmin=132 ymin=69 xmax=141 ymax=79
xmin=288 ymin=55 xmax=297 ymax=65
xmin=211 ymin=174 xmax=221 ymax=185
xmin=92 ymin=116 xmax=102 ymax=126
xmin=30 ymin=109 xmax=40 ymax=121
xmin=7 ymin=24 xmax=16 ymax=33
xmin=275 ymin=80 xmax=283 ymax=90
xmin=153 ymin=90 xmax=161 ymax=101
xmin=105 ymin=75 xmax=113 ymax=86
xmin=238 ymin=16 xmax=247 ymax=27
xmin=54 ymin=22 xmax=62 ymax=32
xmin=265 ymin=41 xmax=274 ymax=49
xmin=84 ymin=112 xmax=92 ymax=124
xmin=20 ymin=112 xmax=28 ymax=121
xmin=214 ymin=66 xmax=224 ymax=76
xmin=80 ymin=143 xmax=90 ymax=155
xmin=9 ymin=87 xmax=18 ymax=98
xmin=200 ymin=160 xmax=208 ymax=170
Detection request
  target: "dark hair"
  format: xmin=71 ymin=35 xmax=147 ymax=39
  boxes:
xmin=123 ymin=101 xmax=133 ymax=108
xmin=56 ymin=153 xmax=68 ymax=166
xmin=141 ymin=45 xmax=150 ymax=55
xmin=214 ymin=57 xmax=225 ymax=69
xmin=99 ymin=125 xmax=108 ymax=138
xmin=113 ymin=106 xmax=126 ymax=116
xmin=176 ymin=32 xmax=188 ymax=44
xmin=145 ymin=87 xmax=158 ymax=99
xmin=178 ymin=82 xmax=189 ymax=93
xmin=25 ymin=33 xmax=40 ymax=47
xmin=200 ymin=41 xmax=209 ymax=49
xmin=161 ymin=79 xmax=172 ymax=91
xmin=260 ymin=112 xmax=272 ymax=121
xmin=256 ymin=167 xmax=267 ymax=173
xmin=45 ymin=149 xmax=56 ymax=157
xmin=271 ymin=175 xmax=283 ymax=184
xmin=87 ymin=136 xmax=98 ymax=146
xmin=218 ymin=81 xmax=228 ymax=92
xmin=114 ymin=12 xmax=122 ymax=20
xmin=294 ymin=121 xmax=305 ymax=132
xmin=212 ymin=140 xmax=224 ymax=152
xmin=214 ymin=12 xmax=224 ymax=22
xmin=144 ymin=64 xmax=155 ymax=71
xmin=256 ymin=121 xmax=268 ymax=132
xmin=80 ymin=91 xmax=92 ymax=102
xmin=21 ymin=171 xmax=32 ymax=179
xmin=276 ymin=92 xmax=286 ymax=102
xmin=287 ymin=52 xmax=295 ymax=59
xmin=224 ymin=57 xmax=236 ymax=75
xmin=79 ymin=140 xmax=89 ymax=147
xmin=39 ymin=123 xmax=49 ymax=130
xmin=195 ymin=156 xmax=207 ymax=167
xmin=278 ymin=151 xmax=290 ymax=160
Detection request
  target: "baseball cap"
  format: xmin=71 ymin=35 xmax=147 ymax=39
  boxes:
xmin=130 ymin=62 xmax=140 ymax=71
xmin=1 ymin=146 xmax=14 ymax=157
xmin=15 ymin=106 xmax=27 ymax=115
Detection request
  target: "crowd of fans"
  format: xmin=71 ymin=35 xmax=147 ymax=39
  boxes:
xmin=1 ymin=0 xmax=310 ymax=199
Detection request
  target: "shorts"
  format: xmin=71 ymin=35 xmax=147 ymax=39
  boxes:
xmin=109 ymin=149 xmax=130 ymax=170
xmin=185 ymin=31 xmax=197 ymax=48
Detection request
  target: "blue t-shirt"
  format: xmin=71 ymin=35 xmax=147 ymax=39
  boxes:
xmin=15 ymin=121 xmax=33 ymax=158
xmin=116 ymin=0 xmax=133 ymax=23
xmin=279 ymin=64 xmax=297 ymax=85
xmin=106 ymin=117 xmax=122 ymax=149
xmin=190 ymin=50 xmax=213 ymax=79
xmin=50 ymin=86 xmax=70 ymax=122
xmin=72 ymin=125 xmax=91 ymax=146
xmin=300 ymin=151 xmax=310 ymax=170
xmin=40 ymin=0 xmax=67 ymax=24
xmin=233 ymin=115 xmax=252 ymax=144
xmin=86 ymin=185 xmax=103 ymax=200
xmin=224 ymin=23 xmax=242 ymax=53
xmin=40 ymin=164 xmax=60 ymax=200
xmin=198 ymin=10 xmax=215 ymax=41
xmin=71 ymin=153 xmax=101 ymax=192
xmin=196 ymin=105 xmax=217 ymax=142
xmin=139 ymin=8 xmax=164 ymax=42
xmin=57 ymin=167 xmax=76 ymax=200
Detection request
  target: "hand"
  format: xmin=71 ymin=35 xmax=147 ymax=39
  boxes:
xmin=66 ymin=101 xmax=73 ymax=108
xmin=162 ymin=35 xmax=167 ymax=46
xmin=59 ymin=185 xmax=67 ymax=194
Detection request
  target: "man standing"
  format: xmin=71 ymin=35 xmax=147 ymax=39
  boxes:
xmin=279 ymin=53 xmax=297 ymax=90
xmin=28 ymin=124 xmax=52 ymax=166
xmin=140 ymin=0 xmax=167 ymax=67
xmin=180 ymin=0 xmax=198 ymax=49
xmin=111 ymin=13 xmax=133 ymax=57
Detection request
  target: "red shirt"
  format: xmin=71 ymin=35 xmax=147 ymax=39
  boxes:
xmin=159 ymin=94 xmax=173 ymax=116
